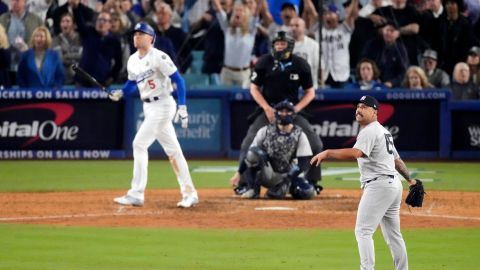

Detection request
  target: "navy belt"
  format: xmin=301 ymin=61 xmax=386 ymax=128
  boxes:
xmin=142 ymin=96 xmax=161 ymax=103
xmin=365 ymin=175 xmax=394 ymax=184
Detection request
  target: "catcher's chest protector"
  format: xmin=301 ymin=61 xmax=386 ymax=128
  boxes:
xmin=261 ymin=125 xmax=301 ymax=173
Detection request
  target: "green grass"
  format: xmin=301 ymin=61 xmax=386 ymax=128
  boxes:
xmin=1 ymin=160 xmax=479 ymax=270
xmin=0 ymin=224 xmax=479 ymax=270
xmin=0 ymin=160 xmax=479 ymax=192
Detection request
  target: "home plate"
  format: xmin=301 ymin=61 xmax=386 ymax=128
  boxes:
xmin=255 ymin=207 xmax=297 ymax=211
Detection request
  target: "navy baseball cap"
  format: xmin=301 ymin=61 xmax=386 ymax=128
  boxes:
xmin=355 ymin=95 xmax=379 ymax=110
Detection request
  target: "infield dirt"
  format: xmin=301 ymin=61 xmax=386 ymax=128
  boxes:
xmin=1 ymin=189 xmax=479 ymax=228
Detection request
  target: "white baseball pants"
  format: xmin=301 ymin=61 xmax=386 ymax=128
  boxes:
xmin=126 ymin=96 xmax=197 ymax=201
xmin=355 ymin=175 xmax=408 ymax=270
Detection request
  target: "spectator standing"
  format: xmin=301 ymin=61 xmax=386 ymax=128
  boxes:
xmin=52 ymin=12 xmax=82 ymax=85
xmin=290 ymin=17 xmax=319 ymax=89
xmin=73 ymin=10 xmax=122 ymax=87
xmin=439 ymin=0 xmax=474 ymax=75
xmin=132 ymin=0 xmax=151 ymax=18
xmin=321 ymin=1 xmax=359 ymax=88
xmin=119 ymin=0 xmax=140 ymax=27
xmin=371 ymin=0 xmax=425 ymax=65
xmin=212 ymin=0 xmax=259 ymax=88
xmin=466 ymin=46 xmax=480 ymax=85
xmin=0 ymin=24 xmax=11 ymax=88
xmin=267 ymin=2 xmax=298 ymax=41
xmin=193 ymin=0 xmax=232 ymax=86
xmin=0 ymin=0 xmax=43 ymax=85
xmin=17 ymin=26 xmax=64 ymax=88
xmin=50 ymin=0 xmax=95 ymax=35
xmin=149 ymin=2 xmax=192 ymax=73
xmin=464 ymin=0 xmax=480 ymax=25
xmin=102 ymin=0 xmax=132 ymax=29
xmin=109 ymin=10 xmax=131 ymax=83
xmin=418 ymin=0 xmax=445 ymax=59
xmin=450 ymin=62 xmax=480 ymax=99
xmin=359 ymin=0 xmax=391 ymax=18
xmin=347 ymin=58 xmax=384 ymax=90
xmin=27 ymin=0 xmax=54 ymax=21
xmin=349 ymin=0 xmax=378 ymax=72
xmin=402 ymin=65 xmax=433 ymax=89
xmin=362 ymin=21 xmax=409 ymax=88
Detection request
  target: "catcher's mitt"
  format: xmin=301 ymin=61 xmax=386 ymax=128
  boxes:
xmin=405 ymin=179 xmax=425 ymax=207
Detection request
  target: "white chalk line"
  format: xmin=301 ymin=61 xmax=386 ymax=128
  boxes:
xmin=1 ymin=210 xmax=480 ymax=222
xmin=254 ymin=207 xmax=297 ymax=211
xmin=0 ymin=210 xmax=165 ymax=222
xmin=403 ymin=212 xmax=480 ymax=221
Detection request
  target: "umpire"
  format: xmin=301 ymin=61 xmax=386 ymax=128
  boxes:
xmin=232 ymin=31 xmax=323 ymax=192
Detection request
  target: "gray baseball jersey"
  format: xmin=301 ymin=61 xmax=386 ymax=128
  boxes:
xmin=353 ymin=121 xmax=399 ymax=183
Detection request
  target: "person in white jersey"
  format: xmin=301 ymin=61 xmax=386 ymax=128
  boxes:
xmin=109 ymin=22 xmax=199 ymax=208
xmin=311 ymin=95 xmax=418 ymax=270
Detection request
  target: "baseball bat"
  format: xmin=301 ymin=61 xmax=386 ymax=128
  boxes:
xmin=71 ymin=64 xmax=107 ymax=91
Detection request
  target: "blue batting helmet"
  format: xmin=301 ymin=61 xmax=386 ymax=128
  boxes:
xmin=133 ymin=22 xmax=156 ymax=43
xmin=290 ymin=177 xmax=316 ymax=200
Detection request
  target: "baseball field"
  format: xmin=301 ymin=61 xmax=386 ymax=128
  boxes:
xmin=1 ymin=160 xmax=479 ymax=269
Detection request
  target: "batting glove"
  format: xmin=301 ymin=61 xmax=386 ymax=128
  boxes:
xmin=174 ymin=105 xmax=189 ymax=128
xmin=109 ymin=89 xmax=123 ymax=102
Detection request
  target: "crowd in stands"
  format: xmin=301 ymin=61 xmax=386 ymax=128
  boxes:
xmin=0 ymin=0 xmax=479 ymax=100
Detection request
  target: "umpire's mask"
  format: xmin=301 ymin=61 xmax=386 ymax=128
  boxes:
xmin=274 ymin=100 xmax=296 ymax=125
xmin=271 ymin=31 xmax=295 ymax=61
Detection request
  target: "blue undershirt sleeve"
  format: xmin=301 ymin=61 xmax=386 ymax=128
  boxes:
xmin=122 ymin=80 xmax=139 ymax=97
xmin=169 ymin=71 xmax=186 ymax=105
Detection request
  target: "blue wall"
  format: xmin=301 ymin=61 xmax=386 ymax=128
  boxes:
xmin=0 ymin=88 xmax=479 ymax=159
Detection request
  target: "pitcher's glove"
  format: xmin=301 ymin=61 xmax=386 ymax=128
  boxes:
xmin=405 ymin=179 xmax=425 ymax=207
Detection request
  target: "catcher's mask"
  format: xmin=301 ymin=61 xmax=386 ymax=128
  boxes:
xmin=274 ymin=100 xmax=296 ymax=125
xmin=271 ymin=31 xmax=295 ymax=61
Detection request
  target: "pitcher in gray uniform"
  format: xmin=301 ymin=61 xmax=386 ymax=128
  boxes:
xmin=310 ymin=95 xmax=418 ymax=270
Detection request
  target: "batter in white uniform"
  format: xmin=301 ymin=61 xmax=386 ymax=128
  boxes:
xmin=109 ymin=22 xmax=198 ymax=208
xmin=311 ymin=95 xmax=418 ymax=270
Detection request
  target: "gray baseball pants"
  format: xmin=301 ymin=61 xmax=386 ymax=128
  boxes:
xmin=355 ymin=175 xmax=408 ymax=270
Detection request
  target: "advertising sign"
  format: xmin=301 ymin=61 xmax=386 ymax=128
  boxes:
xmin=452 ymin=111 xmax=480 ymax=151
xmin=230 ymin=100 xmax=440 ymax=151
xmin=0 ymin=98 xmax=124 ymax=159
xmin=130 ymin=98 xmax=223 ymax=155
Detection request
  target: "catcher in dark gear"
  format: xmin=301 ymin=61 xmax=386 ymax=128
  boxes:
xmin=236 ymin=100 xmax=316 ymax=200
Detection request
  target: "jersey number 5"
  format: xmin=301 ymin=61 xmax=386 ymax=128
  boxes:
xmin=147 ymin=80 xmax=156 ymax=89
xmin=384 ymin=134 xmax=394 ymax=155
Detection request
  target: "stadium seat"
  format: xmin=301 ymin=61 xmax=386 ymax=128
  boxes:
xmin=188 ymin=50 xmax=204 ymax=74
xmin=183 ymin=73 xmax=209 ymax=89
